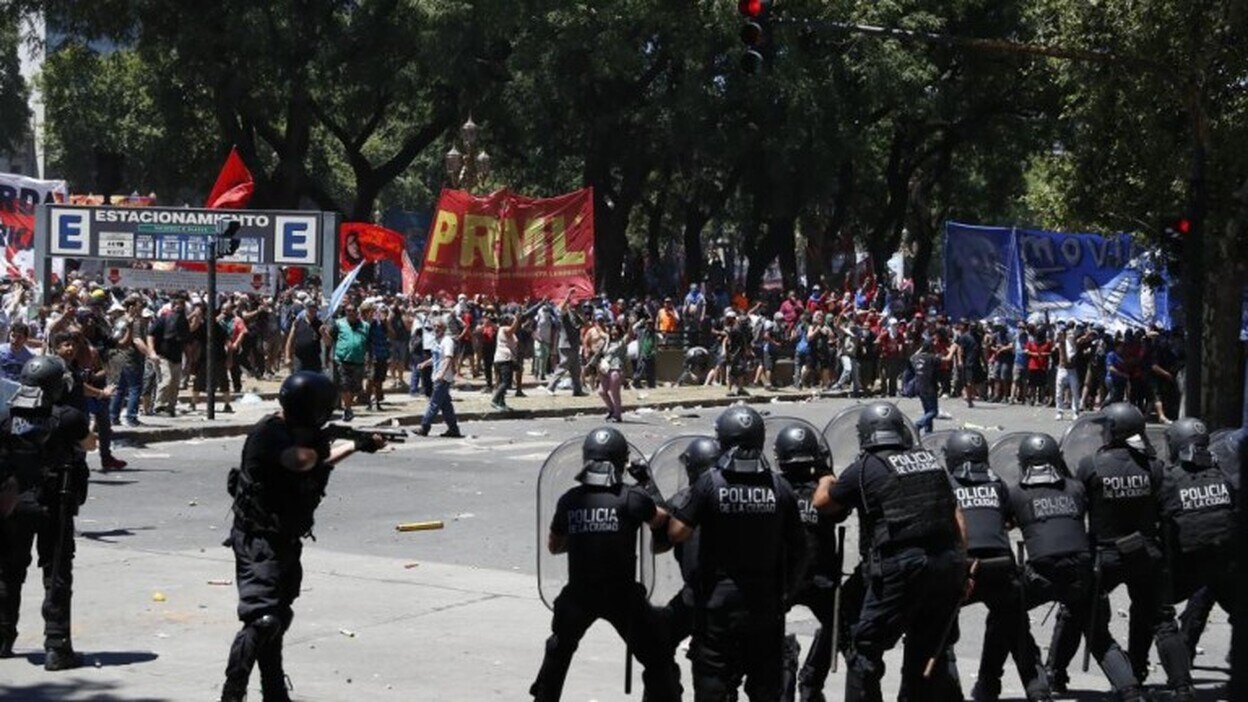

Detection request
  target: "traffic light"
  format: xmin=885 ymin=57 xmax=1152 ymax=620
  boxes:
xmin=738 ymin=0 xmax=772 ymax=74
xmin=1161 ymin=216 xmax=1191 ymax=274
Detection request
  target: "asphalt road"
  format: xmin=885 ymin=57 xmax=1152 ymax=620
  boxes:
xmin=3 ymin=395 xmax=1233 ymax=700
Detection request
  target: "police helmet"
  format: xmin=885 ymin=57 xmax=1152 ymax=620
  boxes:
xmin=10 ymin=355 xmax=69 ymax=411
xmin=1102 ymin=402 xmax=1146 ymax=447
xmin=714 ymin=406 xmax=765 ymax=452
xmin=679 ymin=437 xmax=721 ymax=484
xmin=774 ymin=423 xmax=830 ymax=482
xmin=1018 ymin=432 xmax=1065 ymax=485
xmin=278 ymin=371 xmax=337 ymax=429
xmin=856 ymin=401 xmax=910 ymax=450
xmin=944 ymin=430 xmax=989 ymax=481
xmin=579 ymin=426 xmax=629 ymax=487
xmin=1165 ymin=417 xmax=1212 ymax=467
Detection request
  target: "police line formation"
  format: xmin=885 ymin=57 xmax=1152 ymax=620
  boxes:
xmin=0 ymin=355 xmax=1239 ymax=701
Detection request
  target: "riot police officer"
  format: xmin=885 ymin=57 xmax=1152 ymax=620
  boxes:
xmin=668 ymin=405 xmax=807 ymax=701
xmin=653 ymin=437 xmax=721 ymax=691
xmin=531 ymin=426 xmax=678 ymax=702
xmin=944 ymin=430 xmax=1050 ymax=701
xmin=1007 ymin=433 xmax=1143 ymax=698
xmin=814 ymin=401 xmax=967 ymax=702
xmin=1047 ymin=403 xmax=1194 ymax=701
xmin=773 ymin=423 xmax=842 ymax=702
xmin=1158 ymin=418 xmax=1237 ymax=658
xmin=0 ymin=356 xmax=93 ymax=670
xmin=220 ymin=371 xmax=386 ymax=702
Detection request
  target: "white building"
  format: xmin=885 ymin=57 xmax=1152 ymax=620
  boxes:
xmin=0 ymin=13 xmax=45 ymax=177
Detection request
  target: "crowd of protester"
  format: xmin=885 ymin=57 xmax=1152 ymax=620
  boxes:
xmin=0 ymin=269 xmax=1186 ymax=467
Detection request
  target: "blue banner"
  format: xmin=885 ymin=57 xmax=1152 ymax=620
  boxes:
xmin=942 ymin=222 xmax=1024 ymax=322
xmin=943 ymin=221 xmax=1172 ymax=329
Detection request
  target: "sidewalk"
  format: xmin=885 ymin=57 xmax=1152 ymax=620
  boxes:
xmin=113 ymin=378 xmax=836 ymax=444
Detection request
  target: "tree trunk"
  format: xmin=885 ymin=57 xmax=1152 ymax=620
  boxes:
xmin=682 ymin=203 xmax=709 ymax=289
xmin=772 ymin=216 xmax=798 ymax=294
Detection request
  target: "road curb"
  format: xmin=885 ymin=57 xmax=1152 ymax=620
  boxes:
xmin=116 ymin=389 xmax=845 ymax=445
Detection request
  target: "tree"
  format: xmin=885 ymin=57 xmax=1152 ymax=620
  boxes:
xmin=0 ymin=14 xmax=29 ymax=155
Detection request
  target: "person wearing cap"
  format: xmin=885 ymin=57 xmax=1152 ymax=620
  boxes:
xmin=145 ymin=294 xmax=190 ymax=418
xmin=284 ymin=300 xmax=324 ymax=375
xmin=108 ymin=298 xmax=150 ymax=428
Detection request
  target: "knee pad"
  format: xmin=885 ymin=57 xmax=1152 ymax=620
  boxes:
xmin=248 ymin=613 xmax=283 ymax=647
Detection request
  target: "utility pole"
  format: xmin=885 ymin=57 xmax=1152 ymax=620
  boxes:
xmin=207 ymin=219 xmax=241 ymax=421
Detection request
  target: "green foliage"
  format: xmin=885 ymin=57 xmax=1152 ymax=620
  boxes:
xmin=0 ymin=15 xmax=30 ymax=154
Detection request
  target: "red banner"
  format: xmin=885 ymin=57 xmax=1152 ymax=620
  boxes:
xmin=415 ymin=187 xmax=594 ymax=301
xmin=340 ymin=221 xmax=405 ymax=272
xmin=1 ymin=173 xmax=68 ymax=281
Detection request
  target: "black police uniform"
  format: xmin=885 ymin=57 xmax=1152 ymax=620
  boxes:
xmin=782 ymin=473 xmax=842 ymax=702
xmin=1047 ymin=445 xmax=1194 ymax=694
xmin=1159 ymin=450 xmax=1237 ymax=656
xmin=825 ymin=446 xmax=965 ymax=702
xmin=654 ymin=482 xmax=702 ymax=693
xmin=950 ymin=468 xmax=1049 ymax=700
xmin=530 ymin=483 xmax=678 ymax=701
xmin=221 ymin=414 xmax=333 ymax=701
xmin=0 ymin=404 xmax=89 ymax=661
xmin=675 ymin=461 xmax=807 ymax=701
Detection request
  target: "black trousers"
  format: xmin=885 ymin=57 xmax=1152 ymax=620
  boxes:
xmin=531 ymin=582 xmax=678 ymax=702
xmin=223 ymin=527 xmax=303 ymax=695
xmin=1048 ymin=546 xmax=1192 ymax=690
xmin=1172 ymin=549 xmax=1237 ymax=658
xmin=963 ymin=555 xmax=1047 ymax=699
xmin=845 ymin=546 xmax=965 ymax=702
xmin=690 ymin=583 xmax=785 ymax=702
xmin=788 ymin=576 xmax=838 ymax=697
xmin=0 ymin=500 xmax=74 ymax=649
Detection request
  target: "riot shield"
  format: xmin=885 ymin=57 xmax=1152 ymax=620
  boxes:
xmin=1210 ymin=428 xmax=1241 ymax=490
xmin=1060 ymin=412 xmax=1106 ymax=474
xmin=536 ymin=435 xmax=651 ymax=610
xmin=822 ymin=405 xmax=920 ymax=475
xmin=989 ymin=432 xmax=1034 ymax=485
xmin=766 ymin=416 xmax=835 ymax=475
xmin=647 ymin=435 xmax=713 ymax=605
xmin=921 ymin=430 xmax=956 ymax=455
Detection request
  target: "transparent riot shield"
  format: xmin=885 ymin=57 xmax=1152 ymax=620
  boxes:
xmin=536 ymin=436 xmax=651 ymax=610
xmin=822 ymin=405 xmax=920 ymax=475
xmin=989 ymin=432 xmax=1034 ymax=485
xmin=1060 ymin=412 xmax=1106 ymax=474
xmin=1210 ymin=428 xmax=1241 ymax=490
xmin=766 ymin=415 xmax=835 ymax=475
xmin=647 ymin=435 xmax=713 ymax=605
xmin=921 ymin=430 xmax=956 ymax=455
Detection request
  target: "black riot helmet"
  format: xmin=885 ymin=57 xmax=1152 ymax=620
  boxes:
xmin=1165 ymin=417 xmax=1213 ymax=467
xmin=279 ymin=372 xmax=337 ymax=429
xmin=1018 ymin=432 xmax=1065 ymax=486
xmin=715 ymin=406 xmax=765 ymax=453
xmin=579 ymin=426 xmax=629 ymax=487
xmin=679 ymin=437 xmax=722 ymax=484
xmin=1102 ymin=402 xmax=1146 ymax=448
xmin=10 ymin=355 xmax=68 ymax=411
xmin=774 ymin=423 xmax=831 ymax=482
xmin=856 ymin=401 xmax=911 ymax=451
xmin=944 ymin=430 xmax=990 ymax=482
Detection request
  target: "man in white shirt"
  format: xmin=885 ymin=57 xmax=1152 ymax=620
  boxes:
xmin=414 ymin=318 xmax=462 ymax=438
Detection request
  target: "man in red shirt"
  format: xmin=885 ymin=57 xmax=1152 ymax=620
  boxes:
xmin=1024 ymin=330 xmax=1053 ymax=407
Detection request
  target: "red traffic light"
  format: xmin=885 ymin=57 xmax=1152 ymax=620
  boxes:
xmin=738 ymin=0 xmax=768 ymax=18
xmin=1175 ymin=218 xmax=1191 ymax=235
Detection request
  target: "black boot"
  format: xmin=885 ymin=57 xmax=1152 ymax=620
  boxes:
xmin=0 ymin=626 xmax=14 ymax=658
xmin=259 ymin=634 xmax=292 ymax=702
xmin=44 ymin=645 xmax=82 ymax=671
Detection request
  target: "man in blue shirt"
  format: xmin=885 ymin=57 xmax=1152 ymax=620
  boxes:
xmin=0 ymin=322 xmax=35 ymax=382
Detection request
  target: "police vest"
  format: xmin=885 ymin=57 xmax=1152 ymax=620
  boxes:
xmin=1163 ymin=464 xmax=1236 ymax=555
xmin=1010 ymin=480 xmax=1088 ymax=561
xmin=230 ymin=419 xmax=332 ymax=539
xmin=861 ymin=448 xmax=958 ymax=552
xmin=0 ymin=411 xmax=76 ymax=501
xmin=951 ymin=475 xmax=1011 ymax=554
xmin=1085 ymin=448 xmax=1161 ymax=544
xmin=792 ymin=479 xmax=840 ymax=579
xmin=703 ymin=470 xmax=786 ymax=584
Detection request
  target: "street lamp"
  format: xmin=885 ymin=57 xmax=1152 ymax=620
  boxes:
xmin=444 ymin=116 xmax=492 ymax=192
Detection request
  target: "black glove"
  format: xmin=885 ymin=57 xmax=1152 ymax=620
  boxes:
xmin=354 ymin=434 xmax=383 ymax=453
xmin=626 ymin=461 xmax=653 ymax=486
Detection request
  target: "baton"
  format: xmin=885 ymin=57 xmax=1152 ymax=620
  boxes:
xmin=49 ymin=467 xmax=73 ymax=610
xmin=625 ymin=530 xmax=638 ymax=695
xmin=1082 ymin=551 xmax=1102 ymax=673
xmin=925 ymin=558 xmax=977 ymax=679
xmin=830 ymin=526 xmax=847 ymax=673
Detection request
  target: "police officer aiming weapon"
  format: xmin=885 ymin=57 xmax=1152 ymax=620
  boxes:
xmin=322 ymin=423 xmax=409 ymax=444
xmin=220 ymin=371 xmax=388 ymax=702
xmin=0 ymin=356 xmax=95 ymax=670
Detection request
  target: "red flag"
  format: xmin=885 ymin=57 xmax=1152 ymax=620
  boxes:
xmin=205 ymin=147 xmax=255 ymax=209
xmin=340 ymin=222 xmax=406 ymax=272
